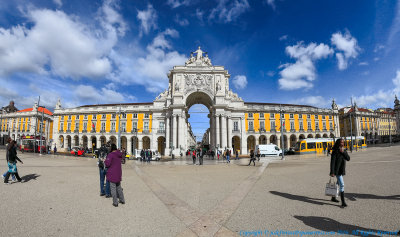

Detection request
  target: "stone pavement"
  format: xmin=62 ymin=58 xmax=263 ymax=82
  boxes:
xmin=0 ymin=147 xmax=399 ymax=237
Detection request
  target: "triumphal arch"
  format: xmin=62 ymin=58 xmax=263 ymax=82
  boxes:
xmin=53 ymin=47 xmax=340 ymax=156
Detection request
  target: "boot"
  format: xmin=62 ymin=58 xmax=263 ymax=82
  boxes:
xmin=331 ymin=196 xmax=339 ymax=203
xmin=340 ymin=191 xmax=347 ymax=207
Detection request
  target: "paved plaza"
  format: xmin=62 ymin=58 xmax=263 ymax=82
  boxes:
xmin=0 ymin=147 xmax=399 ymax=237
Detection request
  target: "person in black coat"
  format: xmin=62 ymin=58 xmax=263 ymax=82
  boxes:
xmin=330 ymin=138 xmax=350 ymax=207
xmin=4 ymin=141 xmax=23 ymax=183
xmin=248 ymin=150 xmax=256 ymax=166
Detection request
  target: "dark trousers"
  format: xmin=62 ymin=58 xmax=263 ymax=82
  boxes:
xmin=4 ymin=172 xmax=21 ymax=183
xmin=248 ymin=158 xmax=256 ymax=166
xmin=192 ymin=156 xmax=196 ymax=164
xmin=99 ymin=168 xmax=111 ymax=195
xmin=199 ymin=156 xmax=203 ymax=165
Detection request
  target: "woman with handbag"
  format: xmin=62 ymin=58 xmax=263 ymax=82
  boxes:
xmin=104 ymin=143 xmax=125 ymax=207
xmin=330 ymin=138 xmax=350 ymax=207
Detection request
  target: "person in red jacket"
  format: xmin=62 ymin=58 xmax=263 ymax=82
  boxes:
xmin=104 ymin=143 xmax=125 ymax=207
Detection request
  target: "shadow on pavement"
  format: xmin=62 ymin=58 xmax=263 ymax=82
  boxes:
xmin=294 ymin=215 xmax=397 ymax=237
xmin=346 ymin=193 xmax=400 ymax=201
xmin=270 ymin=191 xmax=337 ymax=206
xmin=21 ymin=174 xmax=40 ymax=182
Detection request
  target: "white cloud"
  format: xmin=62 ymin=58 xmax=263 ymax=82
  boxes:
xmin=196 ymin=8 xmax=204 ymax=22
xmin=354 ymin=70 xmax=400 ymax=108
xmin=74 ymin=85 xmax=135 ymax=105
xmin=0 ymin=0 xmax=128 ymax=79
xmin=358 ymin=62 xmax=368 ymax=66
xmin=291 ymin=96 xmax=330 ymax=108
xmin=232 ymin=75 xmax=247 ymax=89
xmin=278 ymin=42 xmax=333 ymax=90
xmin=109 ymin=29 xmax=187 ymax=92
xmin=331 ymin=31 xmax=360 ymax=70
xmin=174 ymin=15 xmax=189 ymax=26
xmin=53 ymin=0 xmax=62 ymax=8
xmin=279 ymin=35 xmax=288 ymax=41
xmin=209 ymin=0 xmax=250 ymax=23
xmin=137 ymin=4 xmax=157 ymax=36
xmin=265 ymin=0 xmax=276 ymax=9
xmin=167 ymin=0 xmax=192 ymax=8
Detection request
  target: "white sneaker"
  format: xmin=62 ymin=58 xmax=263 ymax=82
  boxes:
xmin=1 ymin=175 xmax=4 ymax=180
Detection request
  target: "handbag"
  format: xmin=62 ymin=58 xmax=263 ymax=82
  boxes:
xmin=325 ymin=177 xmax=339 ymax=197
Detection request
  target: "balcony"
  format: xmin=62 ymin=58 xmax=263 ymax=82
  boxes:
xmin=232 ymin=129 xmax=240 ymax=133
xmin=247 ymin=128 xmax=255 ymax=133
xmin=270 ymin=129 xmax=276 ymax=132
xmin=73 ymin=129 xmax=79 ymax=133
xmin=100 ymin=129 xmax=106 ymax=133
xmin=110 ymin=130 xmax=116 ymax=134
xmin=131 ymin=129 xmax=138 ymax=134
xmin=142 ymin=130 xmax=150 ymax=134
xmin=82 ymin=129 xmax=87 ymax=133
xmin=157 ymin=129 xmax=165 ymax=134
xmin=66 ymin=130 xmax=71 ymax=133
xmin=290 ymin=129 xmax=296 ymax=132
xmin=259 ymin=128 xmax=266 ymax=133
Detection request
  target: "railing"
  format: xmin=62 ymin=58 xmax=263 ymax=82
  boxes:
xmin=232 ymin=129 xmax=240 ymax=133
xmin=131 ymin=129 xmax=138 ymax=134
xmin=142 ymin=130 xmax=150 ymax=134
xmin=100 ymin=129 xmax=106 ymax=133
xmin=157 ymin=129 xmax=165 ymax=134
xmin=270 ymin=129 xmax=276 ymax=132
xmin=259 ymin=128 xmax=266 ymax=132
xmin=110 ymin=130 xmax=116 ymax=133
xmin=82 ymin=130 xmax=87 ymax=133
xmin=66 ymin=130 xmax=71 ymax=133
xmin=290 ymin=129 xmax=296 ymax=132
xmin=73 ymin=129 xmax=79 ymax=133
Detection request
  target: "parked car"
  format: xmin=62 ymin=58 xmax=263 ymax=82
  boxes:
xmin=134 ymin=149 xmax=161 ymax=161
xmin=71 ymin=147 xmax=85 ymax=156
xmin=284 ymin=148 xmax=295 ymax=155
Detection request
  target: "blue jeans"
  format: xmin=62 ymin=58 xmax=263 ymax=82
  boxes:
xmin=3 ymin=170 xmax=15 ymax=180
xmin=226 ymin=155 xmax=230 ymax=162
xmin=336 ymin=175 xmax=344 ymax=192
xmin=99 ymin=168 xmax=111 ymax=195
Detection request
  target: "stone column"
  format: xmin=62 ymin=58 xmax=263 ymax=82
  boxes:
xmin=139 ymin=136 xmax=143 ymax=149
xmin=227 ymin=117 xmax=232 ymax=148
xmin=215 ymin=115 xmax=220 ymax=149
xmin=127 ymin=138 xmax=132 ymax=155
xmin=178 ymin=114 xmax=183 ymax=151
xmin=221 ymin=115 xmax=227 ymax=149
xmin=240 ymin=116 xmax=247 ymax=155
xmin=209 ymin=114 xmax=214 ymax=149
xmin=172 ymin=114 xmax=176 ymax=151
xmin=165 ymin=116 xmax=170 ymax=154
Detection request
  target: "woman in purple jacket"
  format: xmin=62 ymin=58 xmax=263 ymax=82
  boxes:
xmin=104 ymin=143 xmax=125 ymax=207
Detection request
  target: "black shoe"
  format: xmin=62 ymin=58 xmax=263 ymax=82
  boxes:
xmin=113 ymin=203 xmax=118 ymax=207
xmin=119 ymin=200 xmax=125 ymax=204
xmin=331 ymin=197 xmax=339 ymax=203
xmin=105 ymin=195 xmax=111 ymax=198
xmin=100 ymin=193 xmax=105 ymax=196
xmin=340 ymin=191 xmax=347 ymax=207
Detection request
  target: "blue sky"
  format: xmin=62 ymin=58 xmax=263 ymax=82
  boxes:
xmin=1 ymin=0 xmax=400 ymax=139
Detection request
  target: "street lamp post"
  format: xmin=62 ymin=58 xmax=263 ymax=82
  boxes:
xmin=40 ymin=106 xmax=45 ymax=155
xmin=349 ymin=98 xmax=354 ymax=153
xmin=34 ymin=96 xmax=40 ymax=153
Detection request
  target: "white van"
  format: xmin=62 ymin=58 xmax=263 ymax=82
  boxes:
xmin=134 ymin=149 xmax=161 ymax=161
xmin=255 ymin=144 xmax=282 ymax=157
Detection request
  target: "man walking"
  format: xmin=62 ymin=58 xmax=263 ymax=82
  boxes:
xmin=199 ymin=149 xmax=203 ymax=165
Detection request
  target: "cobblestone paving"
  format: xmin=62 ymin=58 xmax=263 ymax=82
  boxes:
xmin=0 ymin=147 xmax=399 ymax=236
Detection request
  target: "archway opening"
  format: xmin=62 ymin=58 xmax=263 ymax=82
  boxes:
xmin=259 ymin=135 xmax=267 ymax=145
xmin=270 ymin=135 xmax=277 ymax=145
xmin=143 ymin=136 xmax=150 ymax=149
xmin=290 ymin=134 xmax=297 ymax=147
xmin=158 ymin=136 xmax=166 ymax=155
xmin=186 ymin=92 xmax=213 ymax=151
xmin=247 ymin=135 xmax=255 ymax=152
xmin=232 ymin=136 xmax=240 ymax=153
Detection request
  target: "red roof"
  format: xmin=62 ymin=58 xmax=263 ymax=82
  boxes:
xmin=18 ymin=107 xmax=53 ymax=116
